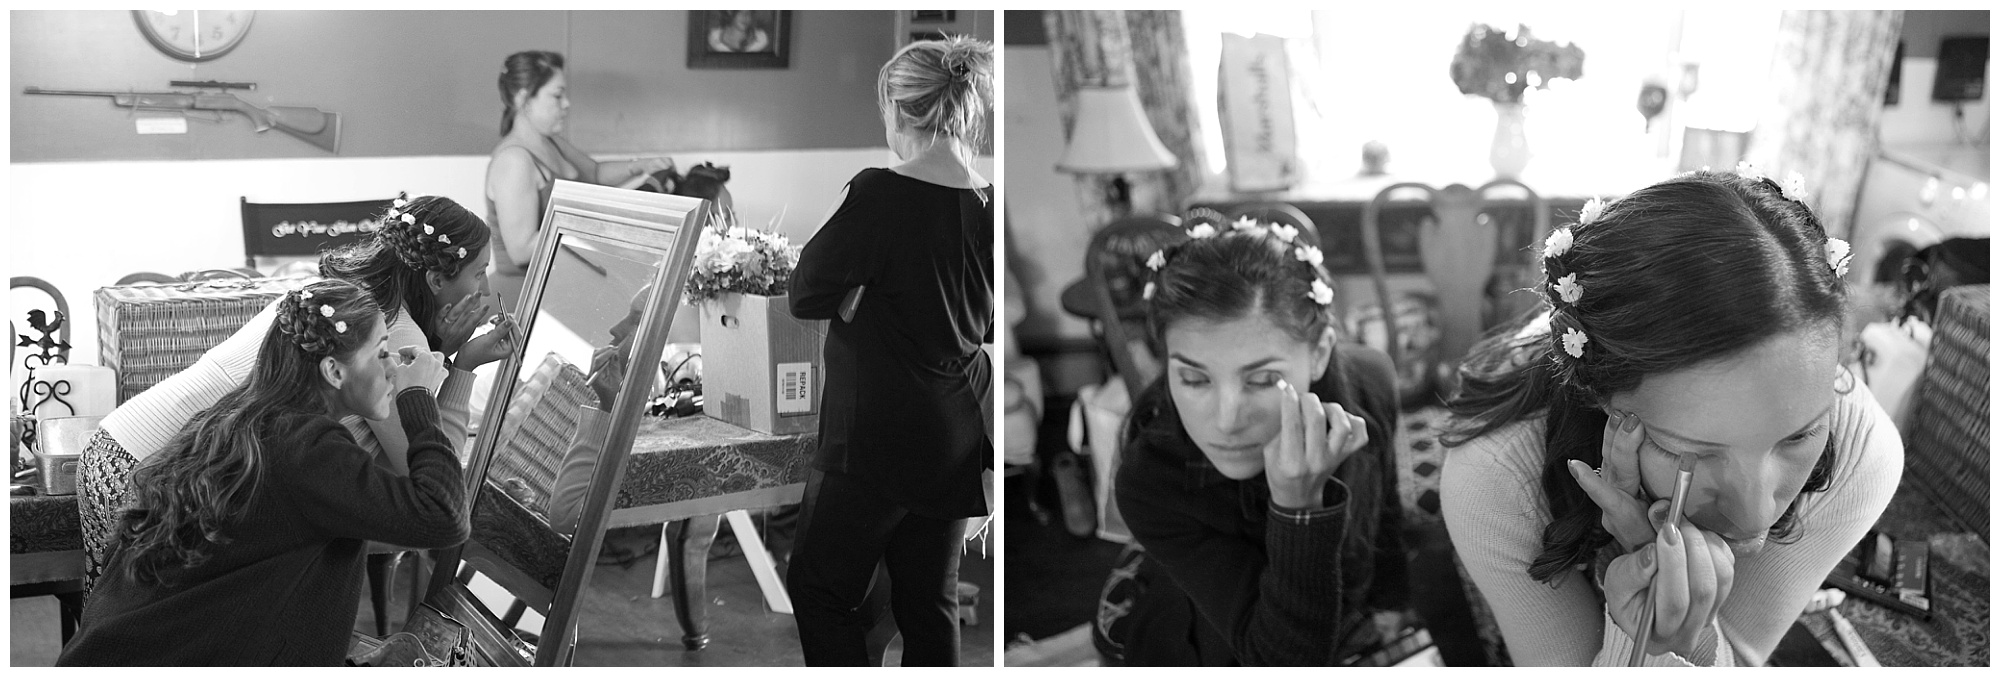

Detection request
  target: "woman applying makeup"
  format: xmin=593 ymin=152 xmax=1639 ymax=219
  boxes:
xmin=1440 ymin=168 xmax=1903 ymax=666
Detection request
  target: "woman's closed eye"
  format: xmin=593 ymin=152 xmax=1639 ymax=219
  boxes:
xmin=1245 ymin=371 xmax=1281 ymax=389
xmin=1176 ymin=369 xmax=1210 ymax=388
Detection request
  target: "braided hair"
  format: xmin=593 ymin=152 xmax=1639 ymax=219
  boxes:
xmin=878 ymin=36 xmax=993 ymax=148
xmin=318 ymin=194 xmax=490 ymax=351
xmin=118 ymin=279 xmax=381 ymax=586
xmin=1445 ymin=168 xmax=1849 ymax=583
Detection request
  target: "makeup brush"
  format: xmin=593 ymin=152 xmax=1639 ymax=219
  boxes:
xmin=1631 ymin=451 xmax=1699 ymax=666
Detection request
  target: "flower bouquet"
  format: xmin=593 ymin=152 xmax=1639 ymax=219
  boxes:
xmin=683 ymin=224 xmax=800 ymax=304
xmin=1449 ymin=23 xmax=1585 ymax=105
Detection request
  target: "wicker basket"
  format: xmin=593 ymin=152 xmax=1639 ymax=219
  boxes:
xmin=95 ymin=278 xmax=308 ymax=404
xmin=1907 ymin=284 xmax=1989 ymax=541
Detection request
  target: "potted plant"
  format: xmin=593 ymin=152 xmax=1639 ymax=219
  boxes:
xmin=1449 ymin=23 xmax=1585 ymax=178
xmin=684 ymin=220 xmax=826 ymax=435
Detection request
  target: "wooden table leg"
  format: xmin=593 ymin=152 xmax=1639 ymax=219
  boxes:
xmin=667 ymin=515 xmax=720 ymax=651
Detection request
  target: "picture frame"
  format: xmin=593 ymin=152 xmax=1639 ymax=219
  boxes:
xmin=910 ymin=11 xmax=956 ymax=23
xmin=687 ymin=10 xmax=791 ymax=69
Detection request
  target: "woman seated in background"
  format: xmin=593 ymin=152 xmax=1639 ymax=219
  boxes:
xmin=1440 ymin=168 xmax=1901 ymax=666
xmin=486 ymin=50 xmax=676 ymax=304
xmin=77 ymin=196 xmax=514 ymax=594
xmin=58 ymin=280 xmax=469 ymax=666
xmin=1100 ymin=222 xmax=1407 ymax=666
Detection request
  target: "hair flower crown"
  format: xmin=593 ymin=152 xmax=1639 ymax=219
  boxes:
xmin=1144 ymin=218 xmax=1334 ymax=308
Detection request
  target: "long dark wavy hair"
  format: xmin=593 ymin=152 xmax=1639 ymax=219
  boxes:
xmin=318 ymin=195 xmax=489 ymax=351
xmin=1126 ymin=226 xmax=1408 ymax=610
xmin=499 ymin=50 xmax=565 ymax=136
xmin=1443 ymin=170 xmax=1850 ymax=584
xmin=117 ymin=280 xmax=382 ymax=587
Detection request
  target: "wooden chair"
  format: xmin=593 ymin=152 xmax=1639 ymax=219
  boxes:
xmin=1358 ymin=180 xmax=1549 ymax=376
xmin=1066 ymin=214 xmax=1186 ymax=398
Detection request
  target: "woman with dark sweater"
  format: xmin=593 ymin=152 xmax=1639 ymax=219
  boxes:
xmin=785 ymin=37 xmax=993 ymax=667
xmin=58 ymin=280 xmax=469 ymax=666
xmin=1102 ymin=222 xmax=1406 ymax=666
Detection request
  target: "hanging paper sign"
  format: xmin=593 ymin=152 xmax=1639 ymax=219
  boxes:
xmin=1219 ymin=33 xmax=1300 ymax=193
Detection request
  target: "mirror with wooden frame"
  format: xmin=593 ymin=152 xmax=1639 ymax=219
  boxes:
xmin=415 ymin=181 xmax=709 ymax=666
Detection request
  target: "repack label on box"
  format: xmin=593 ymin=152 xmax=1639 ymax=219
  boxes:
xmin=776 ymin=362 xmax=813 ymax=415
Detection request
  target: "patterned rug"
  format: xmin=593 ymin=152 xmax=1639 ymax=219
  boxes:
xmin=1393 ymin=406 xmax=1511 ymax=666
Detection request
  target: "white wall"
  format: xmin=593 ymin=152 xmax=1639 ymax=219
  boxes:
xmin=1002 ymin=45 xmax=1094 ymax=343
xmin=9 ymin=147 xmax=921 ymax=365
xmin=1878 ymin=57 xmax=1994 ymax=149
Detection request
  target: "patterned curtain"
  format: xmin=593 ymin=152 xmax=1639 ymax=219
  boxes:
xmin=1744 ymin=10 xmax=1903 ymax=240
xmin=1045 ymin=10 xmax=1207 ymax=227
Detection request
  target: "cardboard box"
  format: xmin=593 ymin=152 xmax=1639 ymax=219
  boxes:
xmin=697 ymin=293 xmax=826 ymax=435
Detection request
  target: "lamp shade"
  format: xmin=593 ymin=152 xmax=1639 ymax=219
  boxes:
xmin=1056 ymin=86 xmax=1179 ymax=174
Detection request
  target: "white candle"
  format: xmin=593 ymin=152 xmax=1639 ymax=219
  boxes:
xmin=27 ymin=364 xmax=116 ymax=419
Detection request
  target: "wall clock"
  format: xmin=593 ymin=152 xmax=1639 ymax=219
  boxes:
xmin=133 ymin=10 xmax=255 ymax=62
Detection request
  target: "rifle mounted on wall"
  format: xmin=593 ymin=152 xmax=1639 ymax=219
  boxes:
xmin=23 ymin=83 xmax=341 ymax=153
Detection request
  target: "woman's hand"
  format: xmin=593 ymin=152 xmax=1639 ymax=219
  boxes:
xmin=434 ymin=293 xmax=495 ymax=357
xmin=584 ymin=344 xmax=629 ymax=408
xmin=1263 ymin=380 xmax=1368 ymax=511
xmin=1567 ymin=410 xmax=1664 ymax=552
xmin=633 ymin=156 xmax=675 ymax=178
xmin=390 ymin=346 xmax=449 ymax=396
xmin=1603 ymin=517 xmax=1738 ymax=659
xmin=455 ymin=314 xmax=519 ymax=369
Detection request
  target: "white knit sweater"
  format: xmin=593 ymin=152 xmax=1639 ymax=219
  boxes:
xmin=1441 ymin=377 xmax=1902 ymax=666
xmin=98 ymin=298 xmax=474 ymax=472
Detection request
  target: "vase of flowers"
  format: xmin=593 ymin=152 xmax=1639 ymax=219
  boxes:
xmin=685 ymin=224 xmax=825 ymax=435
xmin=1449 ymin=23 xmax=1585 ymax=179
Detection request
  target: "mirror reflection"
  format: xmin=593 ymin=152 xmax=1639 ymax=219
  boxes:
xmin=462 ymin=233 xmax=660 ymax=612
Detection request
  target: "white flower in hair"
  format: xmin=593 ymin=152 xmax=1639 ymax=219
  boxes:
xmin=1555 ymin=273 xmax=1584 ymax=304
xmin=393 ymin=197 xmax=408 ymax=209
xmin=300 ymin=289 xmax=314 ymax=300
xmin=320 ymin=304 xmax=335 ymax=318
xmin=1270 ymin=224 xmax=1299 ymax=243
xmin=401 ymin=213 xmax=416 ymax=225
xmin=456 ymin=247 xmax=468 ymax=259
xmin=1308 ymin=279 xmax=1335 ymax=306
xmin=1826 ymin=237 xmax=1852 ymax=277
xmin=1232 ymin=216 xmax=1258 ymax=231
xmin=1146 ymin=250 xmax=1166 ymax=271
xmin=1562 ymin=327 xmax=1589 ymax=358
xmin=1782 ymin=172 xmax=1809 ymax=201
xmin=1577 ymin=197 xmax=1606 ymax=226
xmin=1189 ymin=223 xmax=1217 ymax=239
xmin=1142 ymin=281 xmax=1157 ymax=300
xmin=423 ymin=223 xmax=435 ymax=235
xmin=1294 ymin=245 xmax=1324 ymax=266
xmin=1736 ymin=161 xmax=1763 ymax=182
xmin=333 ymin=320 xmax=348 ymax=334
xmin=439 ymin=233 xmax=452 ymax=245
xmin=1543 ymin=227 xmax=1574 ymax=258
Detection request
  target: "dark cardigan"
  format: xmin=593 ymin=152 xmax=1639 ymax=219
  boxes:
xmin=58 ymin=389 xmax=469 ymax=666
xmin=791 ymin=168 xmax=995 ymax=520
xmin=1114 ymin=345 xmax=1406 ymax=666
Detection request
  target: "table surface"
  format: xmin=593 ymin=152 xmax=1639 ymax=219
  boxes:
xmin=1829 ymin=475 xmax=1990 ymax=666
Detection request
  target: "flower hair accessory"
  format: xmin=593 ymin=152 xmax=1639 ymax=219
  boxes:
xmin=1232 ymin=216 xmax=1258 ymax=231
xmin=1561 ymin=327 xmax=1589 ymax=358
xmin=1781 ymin=172 xmax=1809 ymax=202
xmin=1270 ymin=224 xmax=1299 ymax=243
xmin=1577 ymin=197 xmax=1606 ymax=226
xmin=300 ymin=288 xmax=314 ymax=301
xmin=1308 ymin=279 xmax=1335 ymax=306
xmin=1146 ymin=250 xmax=1166 ymax=271
xmin=1825 ymin=237 xmax=1852 ymax=277
xmin=333 ymin=320 xmax=348 ymax=334
xmin=1189 ymin=223 xmax=1217 ymax=239
xmin=400 ymin=213 xmax=416 ymax=225
xmin=1736 ymin=161 xmax=1763 ymax=182
xmin=1543 ymin=227 xmax=1574 ymax=258
xmin=423 ymin=223 xmax=435 ymax=236
xmin=1554 ymin=273 xmax=1584 ymax=304
xmin=456 ymin=247 xmax=468 ymax=259
xmin=320 ymin=304 xmax=336 ymax=318
xmin=1142 ymin=281 xmax=1157 ymax=300
xmin=439 ymin=233 xmax=451 ymax=245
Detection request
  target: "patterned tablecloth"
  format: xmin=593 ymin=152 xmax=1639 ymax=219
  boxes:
xmin=608 ymin=414 xmax=815 ymax=524
xmin=10 ymin=493 xmax=80 ymax=555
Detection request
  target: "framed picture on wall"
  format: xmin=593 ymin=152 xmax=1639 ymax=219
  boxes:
xmin=687 ymin=10 xmax=791 ymax=69
xmin=910 ymin=11 xmax=956 ymax=23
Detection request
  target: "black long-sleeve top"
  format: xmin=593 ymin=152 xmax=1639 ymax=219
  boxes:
xmin=58 ymin=389 xmax=469 ymax=666
xmin=790 ymin=168 xmax=994 ymax=520
xmin=1115 ymin=345 xmax=1407 ymax=666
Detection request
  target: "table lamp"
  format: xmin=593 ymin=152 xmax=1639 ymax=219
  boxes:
xmin=1057 ymin=86 xmax=1179 ymax=218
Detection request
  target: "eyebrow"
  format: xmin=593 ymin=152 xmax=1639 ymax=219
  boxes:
xmin=1168 ymin=353 xmax=1283 ymax=372
xmin=1646 ymin=402 xmax=1836 ymax=449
